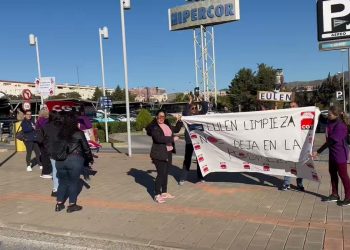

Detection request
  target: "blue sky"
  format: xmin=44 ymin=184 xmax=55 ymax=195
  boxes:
xmin=0 ymin=0 xmax=347 ymax=93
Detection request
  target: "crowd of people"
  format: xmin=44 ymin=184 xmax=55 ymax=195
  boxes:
xmin=146 ymin=98 xmax=350 ymax=207
xmin=18 ymin=106 xmax=97 ymax=213
xmin=16 ymin=99 xmax=350 ymax=208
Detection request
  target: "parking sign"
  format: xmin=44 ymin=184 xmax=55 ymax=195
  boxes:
xmin=317 ymin=0 xmax=350 ymax=41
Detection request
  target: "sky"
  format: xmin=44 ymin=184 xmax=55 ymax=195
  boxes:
xmin=0 ymin=0 xmax=347 ymax=93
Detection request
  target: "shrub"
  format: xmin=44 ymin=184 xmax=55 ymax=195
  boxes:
xmin=97 ymin=129 xmax=106 ymax=143
xmin=135 ymin=109 xmax=153 ymax=131
xmin=93 ymin=121 xmax=136 ymax=133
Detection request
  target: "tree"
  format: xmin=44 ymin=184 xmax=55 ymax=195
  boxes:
xmin=91 ymin=87 xmax=103 ymax=101
xmin=174 ymin=93 xmax=190 ymax=103
xmin=228 ymin=67 xmax=256 ymax=111
xmin=135 ymin=109 xmax=153 ymax=131
xmin=317 ymin=73 xmax=339 ymax=106
xmin=228 ymin=64 xmax=278 ymax=111
xmin=65 ymin=91 xmax=81 ymax=99
xmin=110 ymin=85 xmax=136 ymax=102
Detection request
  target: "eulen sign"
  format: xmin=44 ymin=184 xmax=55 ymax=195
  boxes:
xmin=317 ymin=0 xmax=350 ymax=41
xmin=258 ymin=91 xmax=293 ymax=102
xmin=168 ymin=0 xmax=240 ymax=31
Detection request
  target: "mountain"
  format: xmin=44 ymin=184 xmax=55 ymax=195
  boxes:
xmin=286 ymin=71 xmax=349 ymax=87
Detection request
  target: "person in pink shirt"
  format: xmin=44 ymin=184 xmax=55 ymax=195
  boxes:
xmin=146 ymin=110 xmax=182 ymax=203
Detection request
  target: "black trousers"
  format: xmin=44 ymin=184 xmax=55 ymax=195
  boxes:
xmin=39 ymin=144 xmax=52 ymax=175
xmin=153 ymin=152 xmax=172 ymax=196
xmin=183 ymin=143 xmax=203 ymax=180
xmin=23 ymin=141 xmax=42 ymax=167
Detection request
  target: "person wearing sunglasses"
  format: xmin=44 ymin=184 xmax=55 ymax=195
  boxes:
xmin=146 ymin=110 xmax=182 ymax=203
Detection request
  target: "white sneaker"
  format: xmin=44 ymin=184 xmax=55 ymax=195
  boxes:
xmin=26 ymin=166 xmax=32 ymax=172
xmin=39 ymin=166 xmax=43 ymax=170
xmin=40 ymin=175 xmax=52 ymax=179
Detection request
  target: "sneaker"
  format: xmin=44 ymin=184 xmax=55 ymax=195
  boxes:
xmin=66 ymin=204 xmax=82 ymax=213
xmin=40 ymin=175 xmax=52 ymax=179
xmin=26 ymin=166 xmax=32 ymax=172
xmin=322 ymin=194 xmax=340 ymax=202
xmin=51 ymin=191 xmax=57 ymax=197
xmin=39 ymin=166 xmax=43 ymax=170
xmin=154 ymin=195 xmax=166 ymax=204
xmin=161 ymin=193 xmax=175 ymax=199
xmin=198 ymin=179 xmax=206 ymax=183
xmin=55 ymin=203 xmax=65 ymax=212
xmin=296 ymin=185 xmax=305 ymax=192
xmin=281 ymin=185 xmax=290 ymax=191
xmin=340 ymin=199 xmax=350 ymax=206
xmin=178 ymin=180 xmax=185 ymax=186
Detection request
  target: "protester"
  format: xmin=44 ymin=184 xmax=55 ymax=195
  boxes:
xmin=178 ymin=95 xmax=209 ymax=185
xmin=21 ymin=110 xmax=42 ymax=172
xmin=42 ymin=110 xmax=63 ymax=197
xmin=281 ymin=101 xmax=305 ymax=191
xmin=313 ymin=105 xmax=350 ymax=206
xmin=146 ymin=110 xmax=182 ymax=203
xmin=55 ymin=112 xmax=94 ymax=212
xmin=36 ymin=108 xmax=52 ymax=178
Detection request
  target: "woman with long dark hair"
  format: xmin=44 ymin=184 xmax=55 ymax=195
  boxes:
xmin=42 ymin=110 xmax=63 ymax=197
xmin=313 ymin=105 xmax=350 ymax=206
xmin=146 ymin=110 xmax=182 ymax=203
xmin=55 ymin=112 xmax=93 ymax=213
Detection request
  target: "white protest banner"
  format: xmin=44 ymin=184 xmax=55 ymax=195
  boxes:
xmin=182 ymin=107 xmax=321 ymax=181
xmin=35 ymin=77 xmax=55 ymax=98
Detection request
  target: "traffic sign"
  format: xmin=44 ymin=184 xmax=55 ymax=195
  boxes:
xmin=22 ymin=101 xmax=31 ymax=111
xmin=336 ymin=91 xmax=343 ymax=100
xmin=22 ymin=89 xmax=32 ymax=100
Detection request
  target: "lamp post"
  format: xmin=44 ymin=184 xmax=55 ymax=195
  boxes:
xmin=338 ymin=68 xmax=346 ymax=112
xmin=99 ymin=26 xmax=109 ymax=143
xmin=29 ymin=34 xmax=43 ymax=106
xmin=120 ymin=0 xmax=132 ymax=157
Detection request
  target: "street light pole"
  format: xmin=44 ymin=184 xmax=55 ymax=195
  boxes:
xmin=342 ymin=64 xmax=346 ymax=112
xmin=120 ymin=0 xmax=132 ymax=157
xmin=29 ymin=34 xmax=43 ymax=106
xmin=99 ymin=26 xmax=109 ymax=143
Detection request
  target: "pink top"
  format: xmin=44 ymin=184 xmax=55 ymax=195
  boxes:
xmin=159 ymin=123 xmax=173 ymax=151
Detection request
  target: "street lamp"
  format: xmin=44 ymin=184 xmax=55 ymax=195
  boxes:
xmin=99 ymin=26 xmax=109 ymax=143
xmin=28 ymin=33 xmax=43 ymax=105
xmin=120 ymin=0 xmax=132 ymax=157
xmin=338 ymin=68 xmax=346 ymax=112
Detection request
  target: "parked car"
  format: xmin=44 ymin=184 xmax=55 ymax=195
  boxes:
xmin=316 ymin=111 xmax=328 ymax=133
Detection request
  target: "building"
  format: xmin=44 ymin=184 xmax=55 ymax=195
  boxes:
xmin=130 ymin=87 xmax=167 ymax=102
xmin=0 ymin=80 xmax=113 ymax=100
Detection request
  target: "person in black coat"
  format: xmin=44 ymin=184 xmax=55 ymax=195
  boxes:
xmin=179 ymin=95 xmax=209 ymax=185
xmin=21 ymin=110 xmax=42 ymax=172
xmin=146 ymin=110 xmax=182 ymax=203
xmin=54 ymin=112 xmax=93 ymax=213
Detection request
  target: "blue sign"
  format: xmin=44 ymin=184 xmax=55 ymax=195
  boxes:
xmin=319 ymin=39 xmax=350 ymax=51
xmin=169 ymin=0 xmax=240 ymax=31
xmin=99 ymin=97 xmax=112 ymax=108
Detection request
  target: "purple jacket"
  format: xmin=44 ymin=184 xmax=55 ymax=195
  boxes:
xmin=318 ymin=119 xmax=349 ymax=164
xmin=36 ymin=117 xmax=49 ymax=129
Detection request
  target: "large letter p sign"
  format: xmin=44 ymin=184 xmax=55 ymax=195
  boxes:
xmin=336 ymin=91 xmax=343 ymax=100
xmin=323 ymin=0 xmax=350 ymax=32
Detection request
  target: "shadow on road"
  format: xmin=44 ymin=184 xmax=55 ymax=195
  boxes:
xmin=0 ymin=151 xmax=17 ymax=168
xmin=127 ymin=168 xmax=155 ymax=198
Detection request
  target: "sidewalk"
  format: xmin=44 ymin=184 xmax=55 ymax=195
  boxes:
xmin=0 ymin=150 xmax=348 ymax=249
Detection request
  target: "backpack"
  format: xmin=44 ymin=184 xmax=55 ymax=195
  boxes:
xmin=51 ymin=140 xmax=69 ymax=161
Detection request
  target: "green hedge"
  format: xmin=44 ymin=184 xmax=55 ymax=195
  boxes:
xmin=93 ymin=121 xmax=137 ymax=133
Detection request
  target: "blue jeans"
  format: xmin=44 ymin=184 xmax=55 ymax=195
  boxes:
xmin=56 ymin=155 xmax=84 ymax=204
xmin=284 ymin=176 xmax=303 ymax=187
xmin=50 ymin=159 xmax=59 ymax=191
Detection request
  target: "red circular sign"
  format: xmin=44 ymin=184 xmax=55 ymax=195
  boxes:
xmin=22 ymin=101 xmax=31 ymax=111
xmin=22 ymin=89 xmax=32 ymax=100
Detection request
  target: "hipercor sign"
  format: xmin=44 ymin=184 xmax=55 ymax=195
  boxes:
xmin=317 ymin=0 xmax=350 ymax=41
xmin=168 ymin=0 xmax=240 ymax=31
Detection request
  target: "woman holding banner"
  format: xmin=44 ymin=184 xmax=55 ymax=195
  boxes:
xmin=146 ymin=110 xmax=182 ymax=204
xmin=313 ymin=105 xmax=350 ymax=206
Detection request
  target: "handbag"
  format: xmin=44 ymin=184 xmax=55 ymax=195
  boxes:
xmin=15 ymin=124 xmax=26 ymax=141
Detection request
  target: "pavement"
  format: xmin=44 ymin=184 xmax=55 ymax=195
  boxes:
xmin=0 ymin=135 xmax=348 ymax=250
